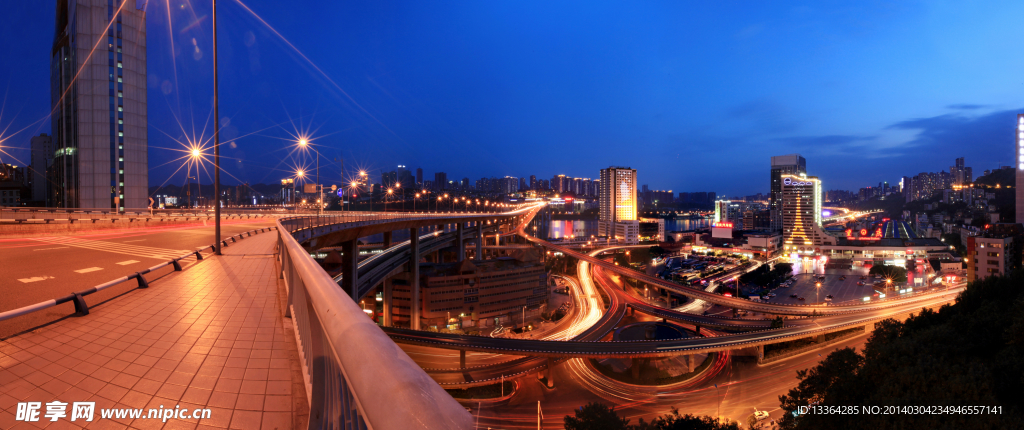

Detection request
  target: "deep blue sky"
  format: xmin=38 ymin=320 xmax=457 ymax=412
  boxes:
xmin=1 ymin=1 xmax=1022 ymax=196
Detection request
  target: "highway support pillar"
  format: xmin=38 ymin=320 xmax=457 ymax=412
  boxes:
xmin=814 ymin=335 xmax=823 ymax=343
xmin=632 ymin=359 xmax=641 ymax=379
xmin=341 ymin=239 xmax=359 ymax=302
xmin=383 ymin=231 xmax=393 ymax=249
xmin=457 ymin=223 xmax=465 ymax=262
xmin=685 ymin=355 xmax=694 ymax=373
xmin=476 ymin=223 xmax=484 ymax=261
xmin=410 ymin=228 xmax=421 ymax=330
xmin=383 ymin=279 xmax=393 ymax=327
xmin=460 ymin=350 xmax=466 ymax=369
xmin=546 ymin=357 xmax=556 ymax=388
xmin=757 ymin=345 xmax=765 ymax=362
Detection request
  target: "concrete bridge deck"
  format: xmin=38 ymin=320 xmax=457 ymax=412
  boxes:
xmin=0 ymin=233 xmax=309 ymax=429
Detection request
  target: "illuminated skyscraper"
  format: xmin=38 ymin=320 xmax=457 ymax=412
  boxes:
xmin=770 ymin=154 xmax=806 ymax=232
xmin=781 ymin=173 xmax=835 ymax=255
xmin=51 ymin=0 xmax=148 ymax=210
xmin=599 ymin=166 xmax=638 ymax=243
xmin=1017 ymin=114 xmax=1024 ymax=223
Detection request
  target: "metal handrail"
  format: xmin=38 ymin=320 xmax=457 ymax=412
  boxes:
xmin=276 ymin=216 xmax=477 ymax=430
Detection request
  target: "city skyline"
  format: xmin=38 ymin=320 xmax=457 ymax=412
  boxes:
xmin=0 ymin=2 xmax=1022 ymax=197
xmin=2 ymin=3 xmax=1022 ymax=429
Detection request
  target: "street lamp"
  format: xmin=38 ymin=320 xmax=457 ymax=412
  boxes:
xmin=212 ymin=0 xmax=222 ymax=254
xmin=414 ymin=193 xmax=420 ymax=212
xmin=296 ymin=137 xmax=321 ymax=215
xmin=816 ymin=281 xmax=822 ymax=306
xmin=386 ymin=188 xmax=394 ymax=212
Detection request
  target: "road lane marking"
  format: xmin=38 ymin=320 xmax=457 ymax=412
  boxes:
xmin=116 ymin=260 xmax=140 ymax=265
xmin=32 ymin=237 xmax=190 ymax=260
xmin=18 ymin=276 xmax=54 ymax=283
xmin=122 ymin=239 xmax=146 ymax=243
xmin=74 ymin=267 xmax=104 ymax=274
xmin=33 ymin=247 xmax=70 ymax=251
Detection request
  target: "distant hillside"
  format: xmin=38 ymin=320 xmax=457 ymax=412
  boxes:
xmin=974 ymin=167 xmax=1014 ymax=187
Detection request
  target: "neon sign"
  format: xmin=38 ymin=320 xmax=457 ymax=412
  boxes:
xmin=714 ymin=222 xmax=734 ymax=228
xmin=783 ymin=178 xmax=814 ymax=186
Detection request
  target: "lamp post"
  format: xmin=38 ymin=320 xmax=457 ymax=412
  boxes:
xmin=816 ymin=281 xmax=821 ymax=306
xmin=385 ymin=188 xmax=393 ymax=212
xmin=395 ymin=182 xmax=401 ymax=211
xmin=296 ymin=170 xmax=305 ymax=210
xmin=212 ymin=0 xmax=222 ymax=254
xmin=297 ymin=137 xmax=320 ymax=215
xmin=414 ymin=193 xmax=420 ymax=212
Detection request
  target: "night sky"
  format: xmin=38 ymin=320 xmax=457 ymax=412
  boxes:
xmin=1 ymin=1 xmax=1023 ymax=196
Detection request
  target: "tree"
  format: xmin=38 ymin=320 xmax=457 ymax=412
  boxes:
xmin=649 ymin=245 xmax=667 ymax=258
xmin=867 ymin=264 xmax=907 ymax=284
xmin=770 ymin=316 xmax=784 ymax=329
xmin=772 ymin=263 xmax=793 ymax=278
xmin=564 ymin=402 xmax=630 ymax=430
xmin=777 ymin=347 xmax=863 ymax=429
xmin=632 ymin=408 xmax=740 ymax=430
xmin=775 ymin=270 xmax=1024 ymax=429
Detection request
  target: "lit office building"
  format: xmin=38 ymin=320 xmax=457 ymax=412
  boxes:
xmin=781 ymin=173 xmax=835 ymax=255
xmin=966 ymin=223 xmax=1023 ymax=282
xmin=770 ymin=154 xmax=806 ymax=232
xmin=1017 ymin=114 xmax=1024 ymax=224
xmin=30 ymin=134 xmax=53 ymax=205
xmin=52 ymin=0 xmax=148 ymax=210
xmin=599 ymin=166 xmax=638 ymax=244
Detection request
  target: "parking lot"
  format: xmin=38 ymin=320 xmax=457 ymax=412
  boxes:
xmin=769 ymin=272 xmax=884 ymax=305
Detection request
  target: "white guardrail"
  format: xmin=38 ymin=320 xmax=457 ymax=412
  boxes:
xmin=274 ymin=207 xmax=539 ymax=430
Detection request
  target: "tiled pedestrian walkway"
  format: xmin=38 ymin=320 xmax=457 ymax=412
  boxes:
xmin=0 ymin=233 xmax=309 ymax=429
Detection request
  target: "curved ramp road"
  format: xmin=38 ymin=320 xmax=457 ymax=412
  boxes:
xmin=384 ymin=288 xmax=962 ymax=358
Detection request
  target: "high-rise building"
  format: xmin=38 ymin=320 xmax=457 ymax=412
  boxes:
xmin=599 ymin=166 xmax=638 ymax=244
xmin=396 ymin=165 xmax=412 ymax=188
xmin=551 ymin=174 xmax=567 ymax=194
xmin=529 ymin=175 xmax=537 ymax=190
xmin=966 ymin=224 xmax=1023 ymax=282
xmin=780 ymin=173 xmax=835 ymax=255
xmin=416 ymin=167 xmax=423 ymax=187
xmin=434 ymin=172 xmax=447 ymax=191
xmin=901 ymin=176 xmax=913 ymax=204
xmin=498 ymin=177 xmax=517 ymax=194
xmin=770 ymin=154 xmax=806 ymax=232
xmin=1018 ymin=114 xmax=1024 ymax=223
xmin=52 ymin=0 xmax=147 ymax=210
xmin=30 ymin=134 xmax=54 ymax=204
xmin=382 ymin=170 xmax=397 ymax=188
